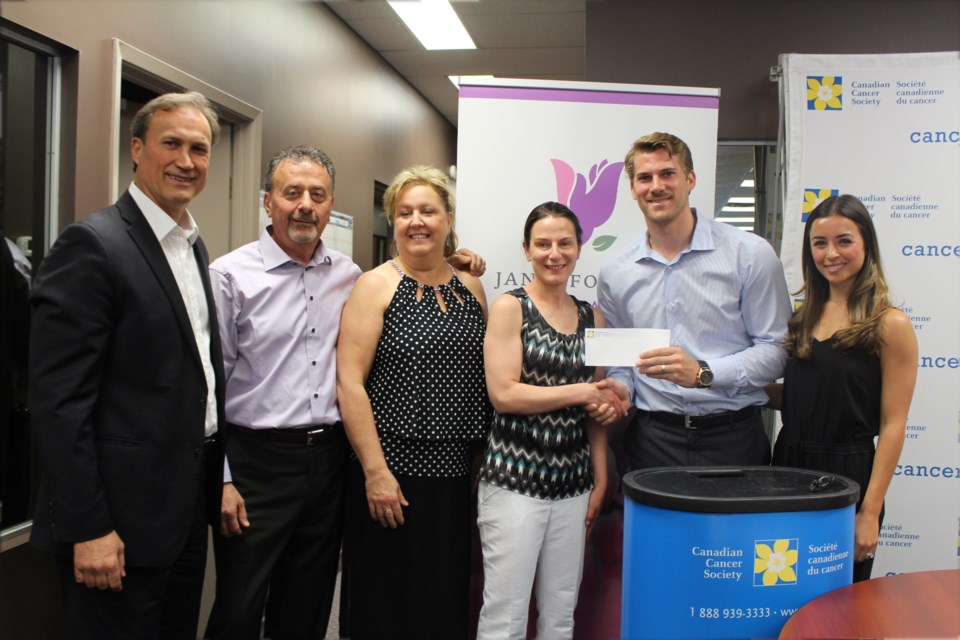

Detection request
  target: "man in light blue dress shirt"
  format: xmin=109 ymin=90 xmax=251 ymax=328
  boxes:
xmin=597 ymin=132 xmax=791 ymax=469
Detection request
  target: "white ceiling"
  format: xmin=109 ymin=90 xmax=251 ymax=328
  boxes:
xmin=322 ymin=0 xmax=586 ymax=126
xmin=323 ymin=0 xmax=759 ymax=229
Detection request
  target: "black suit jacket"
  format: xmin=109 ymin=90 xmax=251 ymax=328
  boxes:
xmin=29 ymin=190 xmax=226 ymax=567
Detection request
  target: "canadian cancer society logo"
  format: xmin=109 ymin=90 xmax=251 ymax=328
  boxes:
xmin=807 ymin=76 xmax=843 ymax=111
xmin=802 ymin=188 xmax=839 ymax=222
xmin=550 ymin=158 xmax=624 ymax=251
xmin=754 ymin=538 xmax=799 ymax=587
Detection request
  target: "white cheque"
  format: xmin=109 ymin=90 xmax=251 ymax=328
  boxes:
xmin=584 ymin=328 xmax=672 ymax=367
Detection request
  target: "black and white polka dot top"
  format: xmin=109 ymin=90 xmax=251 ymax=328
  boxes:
xmin=365 ymin=267 xmax=490 ymax=477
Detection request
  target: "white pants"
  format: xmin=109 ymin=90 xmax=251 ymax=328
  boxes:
xmin=476 ymin=481 xmax=590 ymax=640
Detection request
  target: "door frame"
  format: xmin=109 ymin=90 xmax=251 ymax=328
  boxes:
xmin=110 ymin=39 xmax=263 ymax=249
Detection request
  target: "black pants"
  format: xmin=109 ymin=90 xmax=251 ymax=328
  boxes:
xmin=56 ymin=445 xmax=215 ymax=640
xmin=206 ymin=426 xmax=348 ymax=640
xmin=624 ymin=409 xmax=771 ymax=469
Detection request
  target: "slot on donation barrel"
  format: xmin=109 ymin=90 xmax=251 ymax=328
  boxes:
xmin=621 ymin=466 xmax=859 ymax=640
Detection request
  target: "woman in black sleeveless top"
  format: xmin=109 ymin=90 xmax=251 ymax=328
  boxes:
xmin=337 ymin=166 xmax=490 ymax=638
xmin=768 ymin=195 xmax=917 ymax=582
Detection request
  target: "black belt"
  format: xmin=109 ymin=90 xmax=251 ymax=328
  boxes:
xmin=638 ymin=406 xmax=759 ymax=429
xmin=230 ymin=423 xmax=341 ymax=446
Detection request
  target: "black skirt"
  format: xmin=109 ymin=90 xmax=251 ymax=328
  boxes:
xmin=341 ymin=458 xmax=473 ymax=639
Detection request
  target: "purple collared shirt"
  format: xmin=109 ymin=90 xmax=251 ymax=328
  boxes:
xmin=210 ymin=227 xmax=361 ymax=436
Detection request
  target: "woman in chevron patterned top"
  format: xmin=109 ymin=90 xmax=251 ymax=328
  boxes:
xmin=475 ymin=201 xmax=630 ymax=640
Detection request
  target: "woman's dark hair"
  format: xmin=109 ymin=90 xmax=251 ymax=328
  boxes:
xmin=523 ymin=201 xmax=583 ymax=247
xmin=786 ymin=194 xmax=891 ymax=358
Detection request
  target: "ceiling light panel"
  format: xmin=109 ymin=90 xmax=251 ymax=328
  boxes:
xmin=388 ymin=0 xmax=477 ymax=50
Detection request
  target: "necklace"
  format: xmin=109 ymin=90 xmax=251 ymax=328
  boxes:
xmin=389 ymin=259 xmax=453 ymax=290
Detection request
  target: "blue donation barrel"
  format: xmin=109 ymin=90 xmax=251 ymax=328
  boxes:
xmin=621 ymin=466 xmax=859 ymax=640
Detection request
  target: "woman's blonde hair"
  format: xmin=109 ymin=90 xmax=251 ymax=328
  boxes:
xmin=382 ymin=165 xmax=458 ymax=258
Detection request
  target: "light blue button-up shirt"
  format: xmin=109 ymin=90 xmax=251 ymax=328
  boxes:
xmin=597 ymin=214 xmax=791 ymax=415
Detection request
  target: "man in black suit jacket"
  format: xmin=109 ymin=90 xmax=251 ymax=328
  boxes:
xmin=29 ymin=92 xmax=226 ymax=639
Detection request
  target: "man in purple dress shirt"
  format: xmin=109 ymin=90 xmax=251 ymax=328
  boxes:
xmin=205 ymin=145 xmax=359 ymax=640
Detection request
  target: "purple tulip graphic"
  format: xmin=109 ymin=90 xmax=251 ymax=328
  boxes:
xmin=550 ymin=158 xmax=624 ymax=245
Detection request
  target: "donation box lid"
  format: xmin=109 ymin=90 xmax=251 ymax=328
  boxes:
xmin=622 ymin=466 xmax=860 ymax=514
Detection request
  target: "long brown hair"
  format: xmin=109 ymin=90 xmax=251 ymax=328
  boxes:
xmin=786 ymin=194 xmax=892 ymax=359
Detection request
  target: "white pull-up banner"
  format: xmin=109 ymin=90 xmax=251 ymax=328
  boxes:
xmin=456 ymin=78 xmax=719 ymax=305
xmin=780 ymin=51 xmax=960 ymax=574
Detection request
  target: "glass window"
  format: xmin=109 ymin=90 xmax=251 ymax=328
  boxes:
xmin=1 ymin=26 xmax=61 ymax=538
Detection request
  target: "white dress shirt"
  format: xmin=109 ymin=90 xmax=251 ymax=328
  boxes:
xmin=130 ymin=183 xmax=218 ymax=437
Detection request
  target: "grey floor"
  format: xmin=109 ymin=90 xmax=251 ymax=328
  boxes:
xmin=324 ymin=567 xmax=342 ymax=640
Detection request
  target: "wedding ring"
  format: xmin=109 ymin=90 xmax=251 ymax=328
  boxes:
xmin=384 ymin=507 xmax=393 ymax=514
xmin=661 ymin=364 xmax=666 ymax=373
xmin=866 ymin=552 xmax=875 ymax=559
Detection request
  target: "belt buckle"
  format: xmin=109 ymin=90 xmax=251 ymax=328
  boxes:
xmin=684 ymin=415 xmax=694 ymax=429
xmin=305 ymin=426 xmax=327 ymax=446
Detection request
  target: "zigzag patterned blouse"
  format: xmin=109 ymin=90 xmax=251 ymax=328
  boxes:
xmin=478 ymin=288 xmax=596 ymax=499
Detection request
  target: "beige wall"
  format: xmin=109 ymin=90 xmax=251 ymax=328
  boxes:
xmin=3 ymin=0 xmax=457 ymax=270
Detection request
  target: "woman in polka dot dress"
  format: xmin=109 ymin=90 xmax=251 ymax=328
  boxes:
xmin=337 ymin=165 xmax=490 ymax=639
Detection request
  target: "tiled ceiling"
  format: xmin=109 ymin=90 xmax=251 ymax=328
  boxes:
xmin=322 ymin=0 xmax=586 ymax=126
xmin=323 ymin=0 xmax=760 ymax=230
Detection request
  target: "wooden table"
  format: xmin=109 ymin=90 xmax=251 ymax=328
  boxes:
xmin=779 ymin=569 xmax=960 ymax=639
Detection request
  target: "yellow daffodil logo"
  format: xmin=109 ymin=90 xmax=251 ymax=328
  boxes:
xmin=807 ymin=76 xmax=842 ymax=110
xmin=754 ymin=539 xmax=798 ymax=586
xmin=802 ymin=188 xmax=839 ymax=222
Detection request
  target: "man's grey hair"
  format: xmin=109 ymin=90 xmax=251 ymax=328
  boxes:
xmin=263 ymin=145 xmax=336 ymax=193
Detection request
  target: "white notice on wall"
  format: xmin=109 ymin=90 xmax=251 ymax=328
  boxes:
xmin=324 ymin=212 xmax=354 ymax=258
